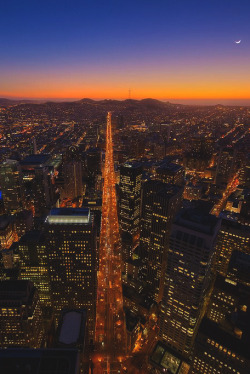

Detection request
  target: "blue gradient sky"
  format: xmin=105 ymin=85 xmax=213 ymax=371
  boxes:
xmin=1 ymin=0 xmax=250 ymax=103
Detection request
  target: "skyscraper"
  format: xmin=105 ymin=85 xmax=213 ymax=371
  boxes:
xmin=216 ymin=147 xmax=237 ymax=185
xmin=0 ymin=280 xmax=43 ymax=348
xmin=159 ymin=207 xmax=221 ymax=357
xmin=155 ymin=162 xmax=184 ymax=186
xmin=119 ymin=161 xmax=142 ymax=260
xmin=120 ymin=161 xmax=142 ymax=236
xmin=0 ymin=159 xmax=23 ymax=214
xmin=139 ymin=180 xmax=183 ymax=302
xmin=21 ymin=154 xmax=55 ymax=216
xmin=18 ymin=230 xmax=51 ymax=309
xmin=63 ymin=146 xmax=83 ymax=200
xmin=214 ymin=219 xmax=250 ymax=277
xmin=45 ymin=208 xmax=97 ymax=340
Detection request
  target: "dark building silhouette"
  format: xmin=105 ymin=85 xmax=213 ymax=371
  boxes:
xmin=62 ymin=146 xmax=83 ymax=200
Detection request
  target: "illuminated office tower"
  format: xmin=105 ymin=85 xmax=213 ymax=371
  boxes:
xmin=45 ymin=208 xmax=97 ymax=340
xmin=63 ymin=146 xmax=83 ymax=200
xmin=18 ymin=231 xmax=51 ymax=308
xmin=214 ymin=219 xmax=250 ymax=277
xmin=0 ymin=159 xmax=23 ymax=214
xmin=206 ymin=274 xmax=244 ymax=324
xmin=21 ymin=154 xmax=55 ymax=216
xmin=216 ymin=147 xmax=237 ymax=184
xmin=139 ymin=180 xmax=183 ymax=302
xmin=120 ymin=162 xmax=142 ymax=235
xmin=120 ymin=162 xmax=142 ymax=258
xmin=0 ymin=280 xmax=43 ymax=348
xmin=159 ymin=207 xmax=221 ymax=357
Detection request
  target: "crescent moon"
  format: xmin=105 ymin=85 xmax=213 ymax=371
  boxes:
xmin=235 ymin=40 xmax=241 ymax=44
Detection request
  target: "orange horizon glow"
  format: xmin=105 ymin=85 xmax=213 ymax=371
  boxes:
xmin=1 ymin=89 xmax=250 ymax=102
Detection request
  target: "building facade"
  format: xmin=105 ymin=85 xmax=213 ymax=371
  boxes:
xmin=45 ymin=208 xmax=97 ymax=341
xmin=159 ymin=207 xmax=221 ymax=357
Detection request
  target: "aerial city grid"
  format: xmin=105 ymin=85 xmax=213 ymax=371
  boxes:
xmin=0 ymin=1 xmax=250 ymax=374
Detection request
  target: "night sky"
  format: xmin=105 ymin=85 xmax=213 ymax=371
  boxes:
xmin=1 ymin=0 xmax=250 ymax=103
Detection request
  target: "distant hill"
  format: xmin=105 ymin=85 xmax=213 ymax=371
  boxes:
xmin=0 ymin=98 xmax=39 ymax=106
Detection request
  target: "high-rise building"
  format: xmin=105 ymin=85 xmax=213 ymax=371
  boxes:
xmin=239 ymin=153 xmax=250 ymax=188
xmin=119 ymin=162 xmax=143 ymax=268
xmin=63 ymin=146 xmax=83 ymax=200
xmin=0 ymin=159 xmax=23 ymax=214
xmin=214 ymin=219 xmax=250 ymax=277
xmin=139 ymin=180 xmax=183 ymax=302
xmin=55 ymin=308 xmax=87 ymax=373
xmin=0 ymin=280 xmax=43 ymax=348
xmin=45 ymin=208 xmax=97 ymax=340
xmin=86 ymin=148 xmax=101 ymax=179
xmin=18 ymin=230 xmax=51 ymax=308
xmin=14 ymin=209 xmax=33 ymax=239
xmin=21 ymin=154 xmax=55 ymax=216
xmin=119 ymin=161 xmax=142 ymax=238
xmin=156 ymin=162 xmax=184 ymax=186
xmin=0 ymin=349 xmax=81 ymax=374
xmin=159 ymin=207 xmax=221 ymax=357
xmin=206 ymin=274 xmax=242 ymax=324
xmin=191 ymin=316 xmax=250 ymax=374
xmin=216 ymin=147 xmax=237 ymax=185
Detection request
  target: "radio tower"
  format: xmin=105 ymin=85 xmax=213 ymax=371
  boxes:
xmin=93 ymin=112 xmax=127 ymax=373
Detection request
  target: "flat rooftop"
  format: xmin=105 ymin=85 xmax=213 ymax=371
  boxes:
xmin=157 ymin=162 xmax=183 ymax=174
xmin=150 ymin=341 xmax=190 ymax=374
xmin=19 ymin=230 xmax=44 ymax=244
xmin=47 ymin=208 xmax=91 ymax=225
xmin=0 ymin=348 xmax=79 ymax=374
xmin=122 ymin=161 xmax=142 ymax=169
xmin=21 ymin=154 xmax=51 ymax=166
xmin=176 ymin=207 xmax=220 ymax=235
xmin=57 ymin=309 xmax=86 ymax=347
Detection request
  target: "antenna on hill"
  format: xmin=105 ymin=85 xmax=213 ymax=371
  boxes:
xmin=128 ymin=88 xmax=131 ymax=99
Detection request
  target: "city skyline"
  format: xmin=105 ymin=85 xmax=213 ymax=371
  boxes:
xmin=1 ymin=0 xmax=250 ymax=104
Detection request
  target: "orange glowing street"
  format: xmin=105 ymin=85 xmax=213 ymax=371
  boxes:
xmin=93 ymin=112 xmax=127 ymax=373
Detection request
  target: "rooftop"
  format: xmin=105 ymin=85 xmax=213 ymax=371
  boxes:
xmin=176 ymin=206 xmax=220 ymax=235
xmin=122 ymin=161 xmax=142 ymax=169
xmin=21 ymin=154 xmax=51 ymax=166
xmin=0 ymin=348 xmax=80 ymax=374
xmin=156 ymin=162 xmax=183 ymax=174
xmin=57 ymin=309 xmax=86 ymax=348
xmin=150 ymin=341 xmax=189 ymax=373
xmin=19 ymin=230 xmax=44 ymax=244
xmin=199 ymin=317 xmax=250 ymax=358
xmin=47 ymin=208 xmax=90 ymax=225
